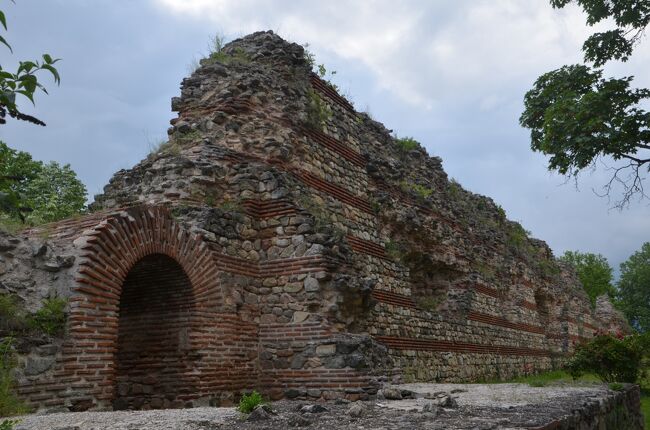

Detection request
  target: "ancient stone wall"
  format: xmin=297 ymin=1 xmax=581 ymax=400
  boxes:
xmin=0 ymin=31 xmax=629 ymax=412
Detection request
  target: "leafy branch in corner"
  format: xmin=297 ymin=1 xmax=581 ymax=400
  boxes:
xmin=520 ymin=0 xmax=650 ymax=209
xmin=0 ymin=2 xmax=60 ymax=126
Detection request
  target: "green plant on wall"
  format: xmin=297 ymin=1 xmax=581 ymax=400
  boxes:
xmin=393 ymin=136 xmax=421 ymax=152
xmin=384 ymin=240 xmax=405 ymax=262
xmin=0 ymin=295 xmax=27 ymax=334
xmin=506 ymin=222 xmax=531 ymax=252
xmin=29 ymin=297 xmax=67 ymax=337
xmin=473 ymin=261 xmax=497 ymax=282
xmin=306 ymin=88 xmax=331 ymax=129
xmin=400 ymin=180 xmax=433 ymax=202
xmin=0 ymin=337 xmax=28 ymax=417
xmin=417 ymin=296 xmax=441 ymax=312
xmin=537 ymin=258 xmax=561 ymax=279
xmin=447 ymin=179 xmax=463 ymax=199
xmin=204 ymin=34 xmax=250 ymax=66
xmin=150 ymin=140 xmax=181 ymax=157
xmin=303 ymin=44 xmax=339 ymax=92
xmin=298 ymin=195 xmax=328 ymax=230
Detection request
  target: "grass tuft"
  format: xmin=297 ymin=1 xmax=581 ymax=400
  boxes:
xmin=238 ymin=390 xmax=264 ymax=414
xmin=29 ymin=297 xmax=67 ymax=337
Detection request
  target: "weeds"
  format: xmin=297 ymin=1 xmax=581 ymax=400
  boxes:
xmin=0 ymin=338 xmax=28 ymax=417
xmin=29 ymin=297 xmax=67 ymax=337
xmin=201 ymin=34 xmax=251 ymax=66
xmin=400 ymin=181 xmax=433 ymax=201
xmin=306 ymin=88 xmax=331 ymax=129
xmin=506 ymin=222 xmax=531 ymax=251
xmin=303 ymin=44 xmax=339 ymax=92
xmin=537 ymin=259 xmax=561 ymax=279
xmin=149 ymin=140 xmax=181 ymax=157
xmin=0 ymin=295 xmax=27 ymax=334
xmin=384 ymin=240 xmax=404 ymax=261
xmin=0 ymin=419 xmax=19 ymax=430
xmin=394 ymin=136 xmax=421 ymax=152
xmin=417 ymin=296 xmax=441 ymax=312
xmin=448 ymin=179 xmax=463 ymax=199
xmin=238 ymin=390 xmax=264 ymax=413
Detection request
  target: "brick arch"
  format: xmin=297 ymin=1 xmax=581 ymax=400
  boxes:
xmin=68 ymin=206 xmax=224 ymax=408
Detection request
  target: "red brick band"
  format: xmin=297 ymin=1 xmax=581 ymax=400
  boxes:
xmin=310 ymin=74 xmax=355 ymax=113
xmin=346 ymin=235 xmax=388 ymax=259
xmin=242 ymin=199 xmax=298 ymax=218
xmin=219 ymin=150 xmax=373 ymax=214
xmin=371 ymin=290 xmax=416 ymax=308
xmin=375 ymin=336 xmax=553 ymax=357
xmin=468 ymin=311 xmax=545 ymax=335
xmin=301 ymin=127 xmax=366 ymax=167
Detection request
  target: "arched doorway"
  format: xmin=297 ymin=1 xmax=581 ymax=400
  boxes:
xmin=113 ymin=253 xmax=199 ymax=410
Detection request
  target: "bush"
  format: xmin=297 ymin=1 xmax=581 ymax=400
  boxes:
xmin=567 ymin=334 xmax=645 ymax=383
xmin=238 ymin=390 xmax=264 ymax=414
xmin=29 ymin=297 xmax=67 ymax=337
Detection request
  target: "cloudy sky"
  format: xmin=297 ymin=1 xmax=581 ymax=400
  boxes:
xmin=1 ymin=0 xmax=648 ymax=274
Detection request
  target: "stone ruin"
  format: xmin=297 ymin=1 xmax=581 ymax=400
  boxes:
xmin=0 ymin=31 xmax=629 ymax=412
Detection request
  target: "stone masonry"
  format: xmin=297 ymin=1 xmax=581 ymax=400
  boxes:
xmin=0 ymin=31 xmax=629 ymax=412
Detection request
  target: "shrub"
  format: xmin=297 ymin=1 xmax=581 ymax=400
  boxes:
xmin=609 ymin=382 xmax=624 ymax=391
xmin=29 ymin=297 xmax=67 ymax=337
xmin=238 ymin=390 xmax=264 ymax=414
xmin=567 ymin=334 xmax=645 ymax=383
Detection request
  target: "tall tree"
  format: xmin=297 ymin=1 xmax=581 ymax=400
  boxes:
xmin=618 ymin=242 xmax=650 ymax=332
xmin=520 ymin=0 xmax=650 ymax=209
xmin=0 ymin=142 xmax=86 ymax=225
xmin=560 ymin=250 xmax=616 ymax=304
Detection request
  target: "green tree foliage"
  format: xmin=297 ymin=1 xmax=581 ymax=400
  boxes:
xmin=0 ymin=141 xmax=86 ymax=225
xmin=560 ymin=250 xmax=616 ymax=304
xmin=618 ymin=242 xmax=650 ymax=332
xmin=520 ymin=0 xmax=650 ymax=209
xmin=0 ymin=2 xmax=60 ymax=126
xmin=567 ymin=333 xmax=647 ymax=383
xmin=0 ymin=141 xmax=40 ymax=221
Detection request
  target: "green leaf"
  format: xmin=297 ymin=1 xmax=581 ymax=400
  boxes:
xmin=0 ymin=10 xmax=7 ymax=30
xmin=17 ymin=61 xmax=36 ymax=75
xmin=15 ymin=89 xmax=34 ymax=105
xmin=0 ymin=34 xmax=12 ymax=52
xmin=41 ymin=64 xmax=60 ymax=84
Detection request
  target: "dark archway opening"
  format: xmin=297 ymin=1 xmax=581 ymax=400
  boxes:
xmin=113 ymin=254 xmax=199 ymax=410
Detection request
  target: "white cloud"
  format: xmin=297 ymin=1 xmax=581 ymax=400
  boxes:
xmin=152 ymin=0 xmax=597 ymax=108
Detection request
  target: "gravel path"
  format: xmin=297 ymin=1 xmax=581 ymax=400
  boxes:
xmin=9 ymin=382 xmax=628 ymax=430
xmin=13 ymin=407 xmax=238 ymax=430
